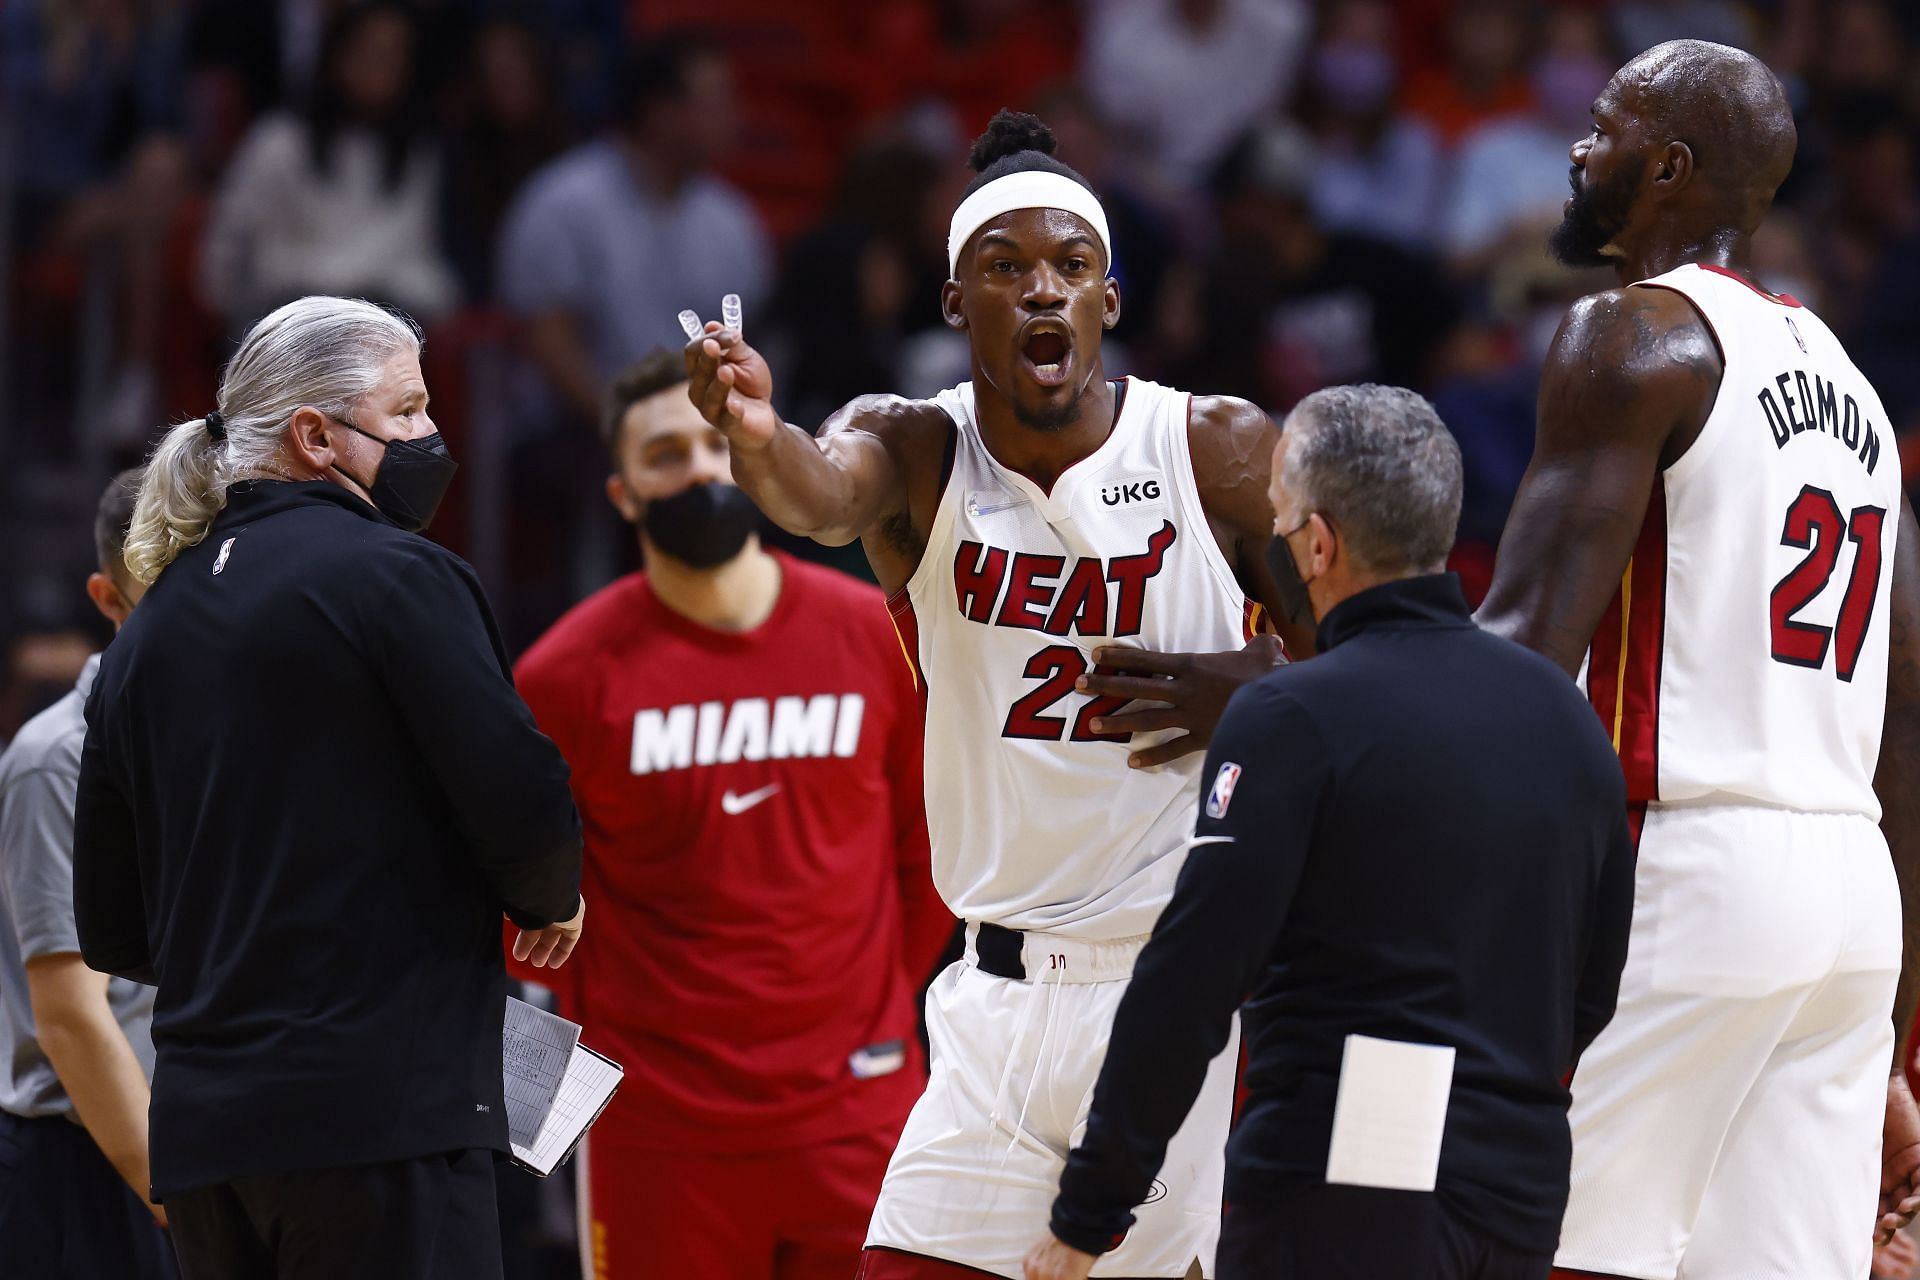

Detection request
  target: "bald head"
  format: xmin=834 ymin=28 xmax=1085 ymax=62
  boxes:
xmin=1619 ymin=40 xmax=1796 ymax=229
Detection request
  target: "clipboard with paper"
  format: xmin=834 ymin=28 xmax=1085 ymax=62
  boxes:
xmin=502 ymin=995 xmax=624 ymax=1177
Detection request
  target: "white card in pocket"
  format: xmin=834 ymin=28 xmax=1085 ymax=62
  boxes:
xmin=1324 ymin=1034 xmax=1455 ymax=1192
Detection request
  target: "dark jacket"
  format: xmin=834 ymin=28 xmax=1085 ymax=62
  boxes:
xmin=1052 ymin=574 xmax=1635 ymax=1256
xmin=74 ymin=482 xmax=582 ymax=1196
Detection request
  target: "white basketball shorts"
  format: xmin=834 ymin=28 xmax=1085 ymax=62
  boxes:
xmin=865 ymin=924 xmax=1238 ymax=1278
xmin=1555 ymin=803 xmax=1900 ymax=1280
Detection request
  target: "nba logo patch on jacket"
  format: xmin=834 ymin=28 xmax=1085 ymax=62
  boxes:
xmin=1206 ymin=762 xmax=1241 ymax=819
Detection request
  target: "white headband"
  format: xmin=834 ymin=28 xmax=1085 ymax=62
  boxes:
xmin=946 ymin=170 xmax=1113 ymax=277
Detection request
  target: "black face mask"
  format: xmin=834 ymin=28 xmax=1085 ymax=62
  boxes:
xmin=331 ymin=418 xmax=458 ymax=533
xmin=641 ymin=482 xmax=760 ymax=568
xmin=1265 ymin=519 xmax=1317 ymax=625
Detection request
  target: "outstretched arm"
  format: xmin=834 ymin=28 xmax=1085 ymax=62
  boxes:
xmin=1475 ymin=286 xmax=1719 ymax=672
xmin=684 ymin=325 xmax=902 ymax=538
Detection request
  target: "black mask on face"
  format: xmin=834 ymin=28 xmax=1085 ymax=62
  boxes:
xmin=330 ymin=418 xmax=457 ymax=533
xmin=641 ymin=482 xmax=760 ymax=568
xmin=1265 ymin=519 xmax=1317 ymax=625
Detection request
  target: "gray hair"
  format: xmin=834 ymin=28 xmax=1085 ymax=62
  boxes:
xmin=124 ymin=297 xmax=421 ymax=584
xmin=1279 ymin=384 xmax=1462 ymax=575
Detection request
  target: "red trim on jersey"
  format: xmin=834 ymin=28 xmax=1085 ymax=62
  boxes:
xmin=1905 ymin=1003 xmax=1920 ymax=1108
xmin=886 ymin=587 xmax=926 ymax=696
xmin=1587 ymin=487 xmax=1668 ymax=803
xmin=1242 ymin=598 xmax=1269 ymax=641
xmin=1696 ymin=262 xmax=1803 ymax=308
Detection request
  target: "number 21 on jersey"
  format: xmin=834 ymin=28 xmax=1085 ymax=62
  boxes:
xmin=1769 ymin=483 xmax=1886 ymax=682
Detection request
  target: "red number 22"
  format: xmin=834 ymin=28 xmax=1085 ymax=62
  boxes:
xmin=1002 ymin=645 xmax=1132 ymax=742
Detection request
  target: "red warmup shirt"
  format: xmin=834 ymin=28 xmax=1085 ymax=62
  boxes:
xmin=512 ymin=553 xmax=950 ymax=1153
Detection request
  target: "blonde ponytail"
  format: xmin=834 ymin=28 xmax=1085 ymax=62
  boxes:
xmin=122 ymin=296 xmax=421 ymax=583
xmin=124 ymin=418 xmax=228 ymax=584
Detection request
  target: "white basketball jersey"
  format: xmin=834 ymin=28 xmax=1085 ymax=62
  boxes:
xmin=1592 ymin=264 xmax=1902 ymax=816
xmin=889 ymin=376 xmax=1257 ymax=938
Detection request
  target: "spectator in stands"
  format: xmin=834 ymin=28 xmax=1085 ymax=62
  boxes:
xmin=0 ymin=470 xmax=174 ymax=1279
xmin=924 ymin=0 xmax=1082 ymax=137
xmin=511 ymin=350 xmax=949 ymax=1280
xmin=1167 ymin=120 xmax=1460 ymax=413
xmin=443 ymin=16 xmax=571 ymax=301
xmin=0 ymin=631 xmax=97 ymax=746
xmin=1033 ymin=81 xmax=1185 ymax=356
xmin=1815 ymin=93 xmax=1920 ymax=440
xmin=497 ymin=31 xmax=771 ymax=425
xmin=1081 ymin=0 xmax=1309 ymax=188
xmin=1609 ymin=0 xmax=1755 ymax=63
xmin=1403 ymin=0 xmax=1537 ymax=147
xmin=1429 ymin=248 xmax=1608 ymax=592
xmin=1294 ymin=0 xmax=1443 ymax=250
xmin=1808 ymin=0 xmax=1910 ymax=100
xmin=1439 ymin=4 xmax=1616 ymax=273
xmin=1 ymin=0 xmax=184 ymax=237
xmin=764 ymin=134 xmax=948 ymax=429
xmin=198 ymin=1 xmax=459 ymax=333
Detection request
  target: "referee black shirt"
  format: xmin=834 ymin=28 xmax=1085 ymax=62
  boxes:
xmin=73 ymin=481 xmax=583 ymax=1196
xmin=1051 ymin=573 xmax=1635 ymax=1256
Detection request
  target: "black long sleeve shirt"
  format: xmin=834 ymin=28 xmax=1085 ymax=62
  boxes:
xmin=1052 ymin=574 xmax=1635 ymax=1256
xmin=73 ymin=481 xmax=582 ymax=1195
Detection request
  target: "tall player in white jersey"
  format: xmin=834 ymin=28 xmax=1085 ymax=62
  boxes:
xmin=1477 ymin=41 xmax=1920 ymax=1280
xmin=682 ymin=112 xmax=1293 ymax=1279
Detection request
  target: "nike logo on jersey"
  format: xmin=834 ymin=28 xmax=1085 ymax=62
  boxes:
xmin=631 ymin=693 xmax=866 ymax=776
xmin=720 ymin=783 xmax=781 ymax=815
xmin=953 ymin=519 xmax=1178 ymax=638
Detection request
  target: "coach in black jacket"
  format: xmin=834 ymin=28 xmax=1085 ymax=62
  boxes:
xmin=1028 ymin=385 xmax=1636 ymax=1280
xmin=73 ymin=297 xmax=583 ymax=1279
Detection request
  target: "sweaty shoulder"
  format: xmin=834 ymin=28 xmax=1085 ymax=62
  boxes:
xmin=1186 ymin=395 xmax=1274 ymax=463
xmin=821 ymin=392 xmax=955 ymax=454
xmin=825 ymin=393 xmax=957 ymax=570
xmin=1545 ymin=286 xmax=1722 ymax=459
xmin=1186 ymin=394 xmax=1276 ymax=509
xmin=1181 ymin=394 xmax=1282 ymax=622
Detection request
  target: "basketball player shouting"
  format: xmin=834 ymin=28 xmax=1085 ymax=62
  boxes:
xmin=683 ymin=112 xmax=1288 ymax=1279
xmin=1476 ymin=41 xmax=1920 ymax=1280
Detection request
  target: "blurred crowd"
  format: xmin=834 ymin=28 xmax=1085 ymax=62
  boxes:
xmin=7 ymin=0 xmax=1920 ymax=738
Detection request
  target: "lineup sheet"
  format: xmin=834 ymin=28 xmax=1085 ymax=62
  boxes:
xmin=503 ymin=996 xmax=624 ymax=1176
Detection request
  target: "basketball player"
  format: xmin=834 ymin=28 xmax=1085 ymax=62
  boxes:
xmin=683 ymin=112 xmax=1290 ymax=1279
xmin=510 ymin=349 xmax=951 ymax=1280
xmin=1474 ymin=41 xmax=1920 ymax=1280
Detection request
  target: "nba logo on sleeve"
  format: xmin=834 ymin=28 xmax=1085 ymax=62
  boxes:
xmin=1205 ymin=762 xmax=1242 ymax=819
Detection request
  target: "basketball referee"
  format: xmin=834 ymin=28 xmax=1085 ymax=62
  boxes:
xmin=1028 ymin=385 xmax=1637 ymax=1280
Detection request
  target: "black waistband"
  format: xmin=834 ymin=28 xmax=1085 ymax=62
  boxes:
xmin=974 ymin=921 xmax=1026 ymax=980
